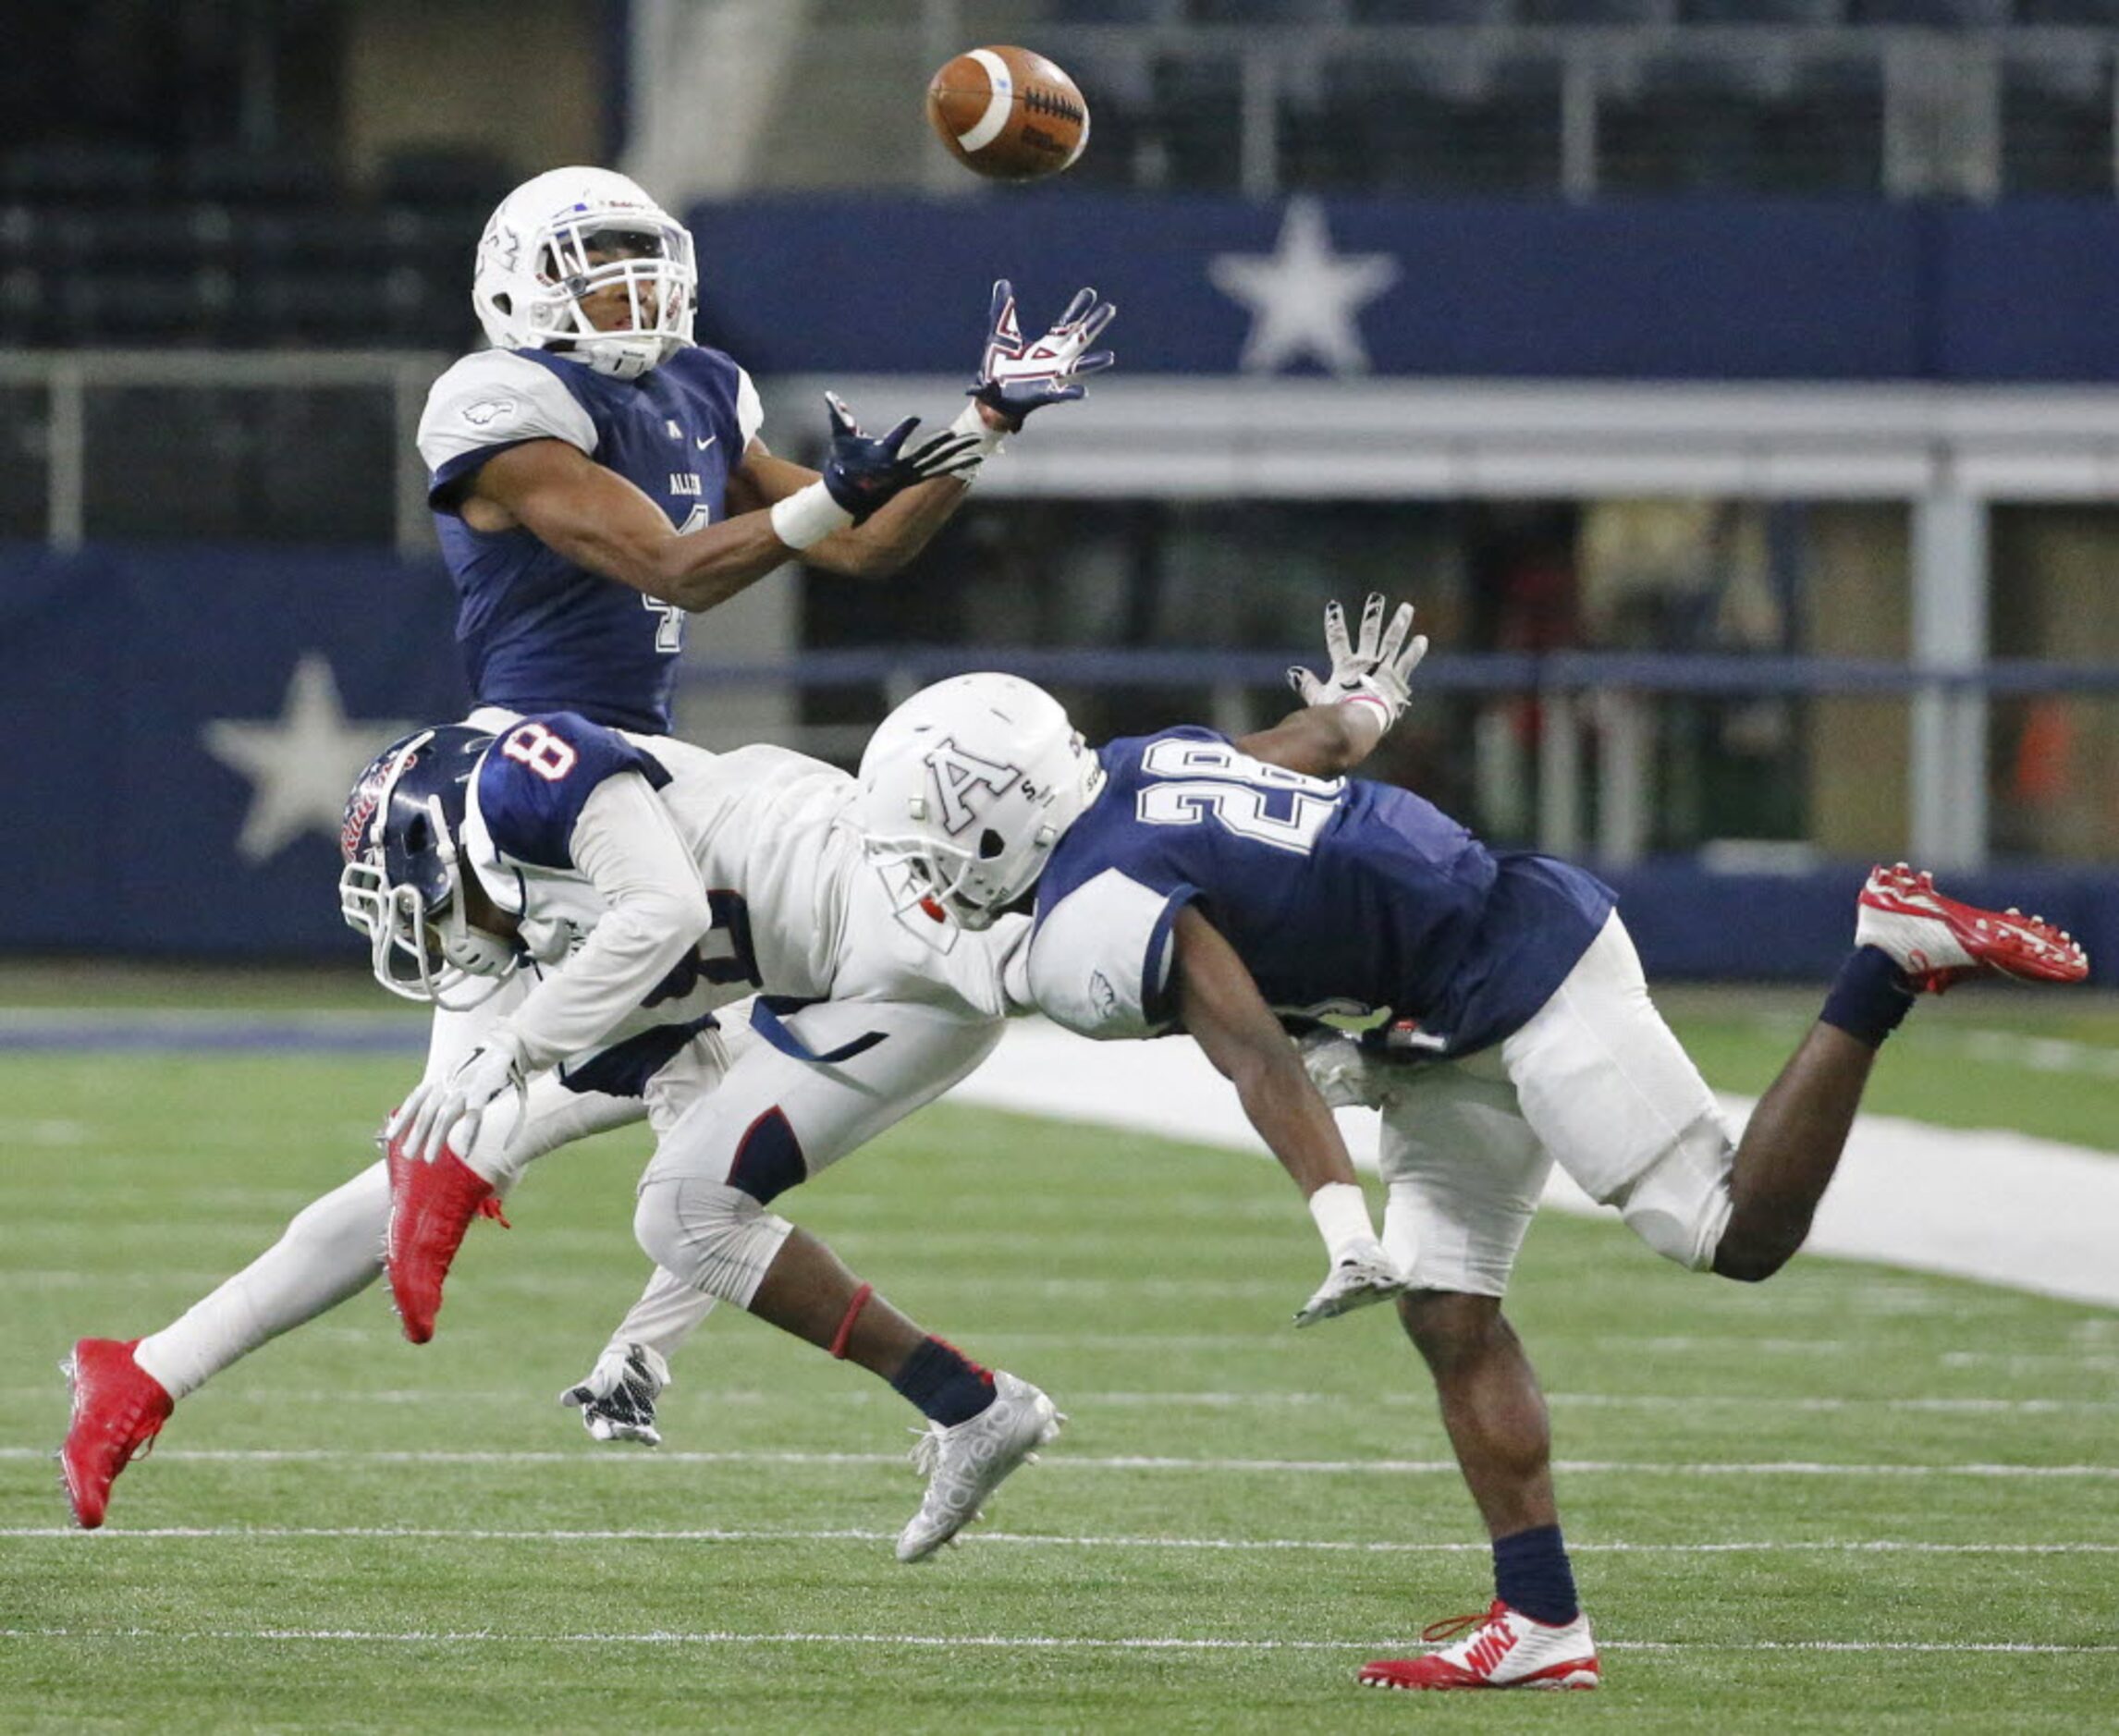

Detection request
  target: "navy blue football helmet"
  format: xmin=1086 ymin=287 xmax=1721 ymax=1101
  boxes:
xmin=337 ymin=726 xmax=515 ymax=1006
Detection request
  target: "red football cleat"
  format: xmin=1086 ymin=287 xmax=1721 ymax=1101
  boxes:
xmin=1856 ymin=862 xmax=2089 ymax=993
xmin=59 ymin=1338 xmax=174 ymax=1530
xmin=1359 ymin=1601 xmax=1599 ymax=1692
xmin=385 ymin=1133 xmax=508 ymax=1344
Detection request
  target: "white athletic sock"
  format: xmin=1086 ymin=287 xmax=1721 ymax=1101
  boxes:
xmin=133 ymin=1163 xmax=390 ymax=1400
xmin=603 ymin=1262 xmax=722 ymax=1366
xmin=472 ymin=1073 xmax=643 ymax=1189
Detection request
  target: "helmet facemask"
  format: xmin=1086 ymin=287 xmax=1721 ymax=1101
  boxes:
xmin=337 ymin=729 xmax=518 ymax=1009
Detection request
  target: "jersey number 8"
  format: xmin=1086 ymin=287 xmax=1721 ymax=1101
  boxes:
xmin=502 ymin=721 xmax=580 ymax=782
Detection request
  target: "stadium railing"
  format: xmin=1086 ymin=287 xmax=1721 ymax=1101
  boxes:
xmin=669 ymin=645 xmax=2119 ymax=870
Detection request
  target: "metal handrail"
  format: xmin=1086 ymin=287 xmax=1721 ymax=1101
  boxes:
xmin=673 ymin=647 xmax=2119 ymax=697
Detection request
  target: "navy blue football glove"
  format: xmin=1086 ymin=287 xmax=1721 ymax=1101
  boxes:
xmin=818 ymin=392 xmax=984 ymax=522
xmin=969 ymin=279 xmax=1117 ymax=428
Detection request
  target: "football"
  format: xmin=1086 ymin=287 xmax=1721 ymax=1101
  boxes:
xmin=925 ymin=45 xmax=1089 ymax=182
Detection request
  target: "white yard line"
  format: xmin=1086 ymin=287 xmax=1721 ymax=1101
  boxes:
xmin=1 ymin=1445 xmax=2111 ymax=1476
xmin=6 ymin=1525 xmax=2116 ymax=1556
xmin=956 ymin=1020 xmax=2119 ymax=1309
xmin=9 ymin=1386 xmax=2113 ymax=1412
xmin=0 ymin=1624 xmax=2110 ymax=1656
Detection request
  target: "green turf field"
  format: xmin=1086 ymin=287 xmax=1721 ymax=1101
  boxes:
xmin=3 ymin=984 xmax=2115 ymax=1732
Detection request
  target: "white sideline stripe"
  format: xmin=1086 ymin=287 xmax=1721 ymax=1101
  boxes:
xmin=956 ymin=1020 xmax=2119 ymax=1308
xmin=0 ymin=1625 xmax=2111 ymax=1656
xmin=8 ymin=1525 xmax=2117 ymax=1556
xmin=3 ymin=1445 xmax=2112 ymax=1476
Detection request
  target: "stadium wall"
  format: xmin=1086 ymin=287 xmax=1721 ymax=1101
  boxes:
xmin=684 ymin=194 xmax=2119 ymax=383
xmin=6 ymin=541 xmax=2115 ymax=978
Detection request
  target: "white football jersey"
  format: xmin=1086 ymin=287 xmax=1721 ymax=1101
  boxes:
xmin=459 ymin=714 xmax=1016 ymax=1074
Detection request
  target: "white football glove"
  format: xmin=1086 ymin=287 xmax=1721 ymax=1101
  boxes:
xmin=1292 ymin=1026 xmax=1383 ymax=1112
xmin=1293 ymin=1239 xmax=1408 ymax=1328
xmin=1287 ymin=593 xmax=1429 ymax=735
xmin=560 ymin=1342 xmax=670 ymax=1447
xmin=970 ymin=279 xmax=1117 ymax=427
xmin=386 ymin=1031 xmax=529 ymax=1167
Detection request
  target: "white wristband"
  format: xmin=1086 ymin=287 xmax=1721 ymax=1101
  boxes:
xmin=769 ymin=482 xmax=856 ymax=551
xmin=1339 ymin=691 xmax=1392 ymax=744
xmin=949 ymin=399 xmax=1009 ymax=463
xmin=1306 ymin=1180 xmax=1376 ymax=1263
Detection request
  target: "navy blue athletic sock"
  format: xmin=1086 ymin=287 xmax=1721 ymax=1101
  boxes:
xmin=889 ymin=1337 xmax=996 ymax=1427
xmin=1819 ymin=945 xmax=1917 ymax=1049
xmin=1492 ymin=1523 xmax=1579 ymax=1627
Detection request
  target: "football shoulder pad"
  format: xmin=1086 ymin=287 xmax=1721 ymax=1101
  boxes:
xmin=1024 ymin=867 xmax=1196 ymax=1039
xmin=418 ymin=348 xmax=601 ymax=483
xmin=473 ymin=713 xmax=670 ymax=872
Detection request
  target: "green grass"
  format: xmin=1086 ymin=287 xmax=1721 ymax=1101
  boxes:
xmin=2 ymin=989 xmax=2116 ymax=1732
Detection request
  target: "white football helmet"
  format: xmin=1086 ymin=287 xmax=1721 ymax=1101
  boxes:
xmin=857 ymin=674 xmax=1105 ymax=930
xmin=472 ymin=166 xmax=696 ymax=381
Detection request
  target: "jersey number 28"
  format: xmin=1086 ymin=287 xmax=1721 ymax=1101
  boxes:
xmin=1134 ymin=738 xmax=1342 ymax=855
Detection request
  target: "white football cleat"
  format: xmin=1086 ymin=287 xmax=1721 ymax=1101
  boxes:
xmin=896 ymin=1371 xmax=1062 ymax=1562
xmin=1360 ymin=1600 xmax=1599 ymax=1691
xmin=1293 ymin=1241 xmax=1406 ymax=1327
xmin=1856 ymin=862 xmax=2088 ymax=993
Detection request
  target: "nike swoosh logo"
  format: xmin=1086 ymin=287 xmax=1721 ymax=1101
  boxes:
xmin=695 ymin=435 xmax=717 ymax=450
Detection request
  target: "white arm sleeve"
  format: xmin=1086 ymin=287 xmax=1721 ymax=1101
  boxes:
xmin=499 ymin=776 xmax=715 ymax=1070
xmin=1023 ymin=869 xmax=1194 ymax=1040
xmin=418 ymin=350 xmax=600 ymax=478
xmin=735 ymin=367 xmax=766 ymax=449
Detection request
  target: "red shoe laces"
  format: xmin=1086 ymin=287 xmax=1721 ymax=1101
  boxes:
xmin=1418 ymin=1603 xmax=1501 ymax=1644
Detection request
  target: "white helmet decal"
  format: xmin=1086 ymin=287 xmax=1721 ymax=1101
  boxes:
xmin=923 ymin=739 xmax=1021 ymax=835
xmin=856 ymin=674 xmax=1103 ymax=932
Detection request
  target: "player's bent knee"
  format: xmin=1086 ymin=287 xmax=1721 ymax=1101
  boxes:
xmin=1397 ymin=1289 xmax=1506 ymax=1373
xmin=633 ymin=1176 xmax=793 ymax=1310
xmin=1613 ymin=1131 xmax=1734 ymax=1273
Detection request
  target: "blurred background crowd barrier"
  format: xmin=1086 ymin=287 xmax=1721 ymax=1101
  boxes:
xmin=4 ymin=0 xmax=2116 ymax=978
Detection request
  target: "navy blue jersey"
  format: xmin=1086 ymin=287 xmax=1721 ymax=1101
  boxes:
xmin=1023 ymin=728 xmax=1614 ymax=1057
xmin=418 ymin=345 xmax=763 ymax=734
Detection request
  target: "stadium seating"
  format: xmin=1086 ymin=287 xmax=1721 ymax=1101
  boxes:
xmin=0 ymin=134 xmax=498 ymax=351
xmin=2000 ymin=55 xmax=2115 ymax=193
xmin=12 ymin=4 xmax=2119 ymax=346
xmin=1293 ymin=52 xmax=1566 ymax=191
xmin=1597 ymin=51 xmax=1886 ymax=193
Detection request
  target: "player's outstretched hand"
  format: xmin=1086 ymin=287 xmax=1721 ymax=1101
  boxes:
xmin=560 ymin=1342 xmax=669 ymax=1447
xmin=819 ymin=392 xmax=984 ymax=521
xmin=1293 ymin=1240 xmax=1408 ymax=1327
xmin=386 ymin=1035 xmax=528 ymax=1167
xmin=970 ymin=279 xmax=1117 ymax=428
xmin=1287 ymin=593 xmax=1429 ymax=734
